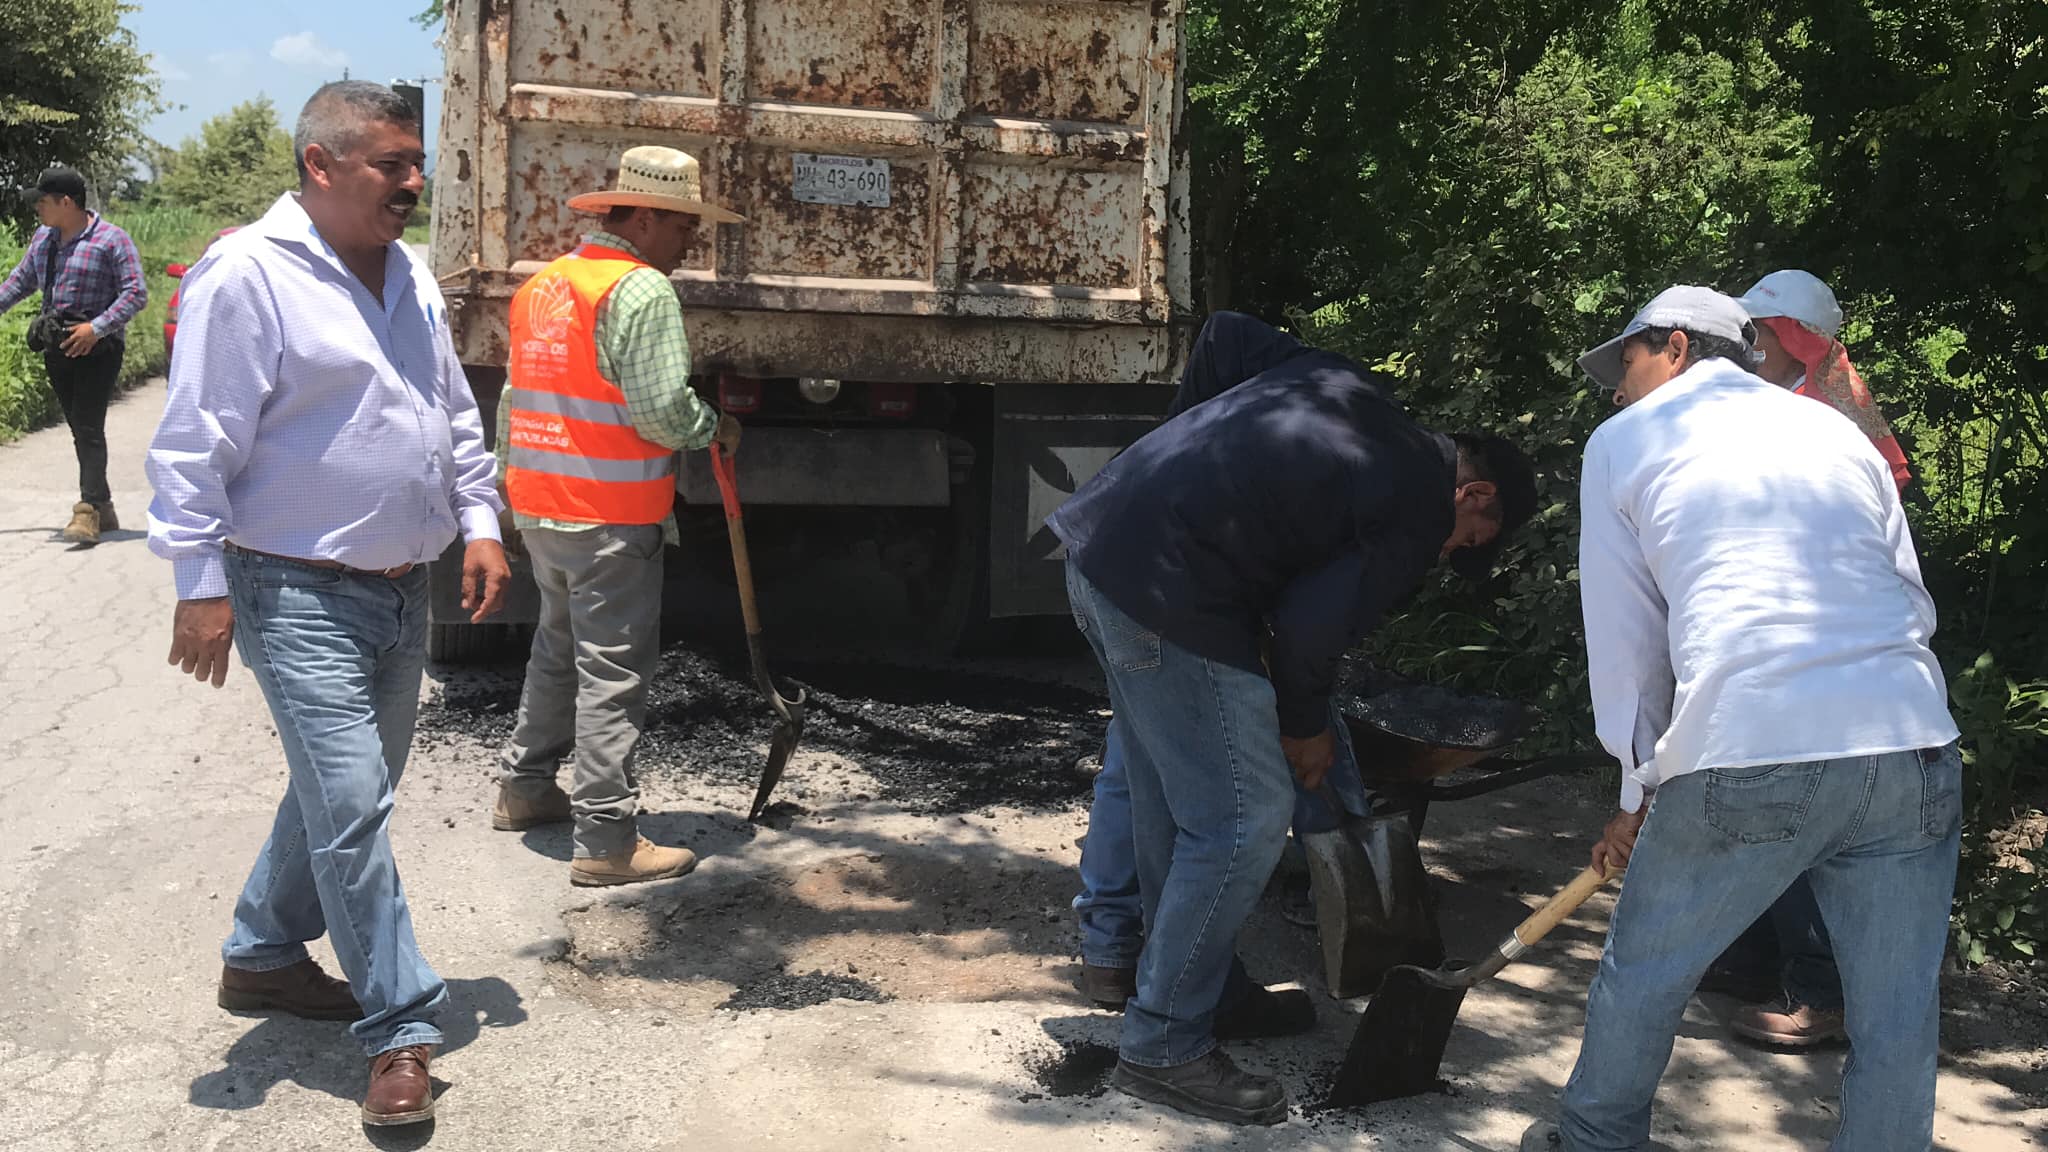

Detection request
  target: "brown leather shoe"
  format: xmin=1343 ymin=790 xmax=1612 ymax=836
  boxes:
xmin=218 ymin=958 xmax=364 ymax=1021
xmin=93 ymin=502 xmax=118 ymax=531
xmin=362 ymin=1045 xmax=435 ymax=1126
xmin=491 ymin=782 xmax=572 ymax=831
xmin=1730 ymin=996 xmax=1846 ymax=1047
xmin=59 ymin=502 xmax=99 ymax=545
xmin=569 ymin=837 xmax=698 ymax=887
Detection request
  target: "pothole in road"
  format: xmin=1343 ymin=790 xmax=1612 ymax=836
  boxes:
xmin=550 ymin=849 xmax=1084 ymax=1013
xmin=418 ymin=649 xmax=1110 ymax=816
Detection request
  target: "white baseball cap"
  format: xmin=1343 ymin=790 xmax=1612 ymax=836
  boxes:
xmin=1576 ymin=286 xmax=1756 ymax=391
xmin=1736 ymin=269 xmax=1842 ymax=338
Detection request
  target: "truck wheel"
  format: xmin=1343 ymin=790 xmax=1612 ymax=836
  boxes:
xmin=905 ymin=467 xmax=992 ymax=656
xmin=429 ymin=621 xmax=511 ymax=664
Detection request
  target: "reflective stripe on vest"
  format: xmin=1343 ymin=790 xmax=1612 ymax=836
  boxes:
xmin=511 ymin=387 xmax=638 ymax=427
xmin=505 ymin=449 xmax=674 ymax=483
xmin=504 ymin=244 xmax=675 ymax=525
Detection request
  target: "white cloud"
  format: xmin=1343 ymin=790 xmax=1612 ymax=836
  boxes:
xmin=153 ymin=57 xmax=191 ymax=83
xmin=270 ymin=32 xmax=349 ymax=74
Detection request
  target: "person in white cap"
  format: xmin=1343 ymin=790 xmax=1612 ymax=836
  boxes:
xmin=1710 ymin=270 xmax=1916 ymax=1053
xmin=1738 ymin=269 xmax=1911 ymax=491
xmin=489 ymin=145 xmax=744 ymax=886
xmin=1522 ymin=286 xmax=1961 ymax=1152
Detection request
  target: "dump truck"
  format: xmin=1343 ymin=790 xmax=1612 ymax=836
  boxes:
xmin=426 ymin=0 xmax=1192 ymax=659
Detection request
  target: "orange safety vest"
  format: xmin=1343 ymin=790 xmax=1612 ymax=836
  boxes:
xmin=504 ymin=244 xmax=676 ymax=525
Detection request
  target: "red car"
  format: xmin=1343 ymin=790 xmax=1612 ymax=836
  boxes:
xmin=163 ymin=227 xmax=241 ymax=362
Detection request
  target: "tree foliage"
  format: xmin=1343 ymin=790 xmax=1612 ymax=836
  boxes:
xmin=0 ymin=0 xmax=159 ymax=217
xmin=156 ymin=98 xmax=297 ymax=224
xmin=1184 ymin=0 xmax=2048 ymax=963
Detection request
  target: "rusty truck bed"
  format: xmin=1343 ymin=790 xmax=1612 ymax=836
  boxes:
xmin=432 ymin=0 xmax=1190 ymax=382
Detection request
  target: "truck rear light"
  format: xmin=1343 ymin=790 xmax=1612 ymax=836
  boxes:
xmin=719 ymin=374 xmax=761 ymax=415
xmin=869 ymin=382 xmax=916 ymax=419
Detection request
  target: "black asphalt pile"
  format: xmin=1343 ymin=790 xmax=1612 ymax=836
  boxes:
xmin=1025 ymin=1039 xmax=1119 ymax=1099
xmin=718 ymin=970 xmax=892 ymax=1012
xmin=418 ymin=648 xmax=1111 ymax=815
xmin=1339 ymin=655 xmax=1537 ymax=751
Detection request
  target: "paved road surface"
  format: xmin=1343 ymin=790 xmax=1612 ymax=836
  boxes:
xmin=1 ymin=381 xmax=2040 ymax=1151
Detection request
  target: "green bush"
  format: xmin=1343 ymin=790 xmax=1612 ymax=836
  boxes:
xmin=1950 ymin=653 xmax=2048 ymax=965
xmin=0 ymin=234 xmax=55 ymax=441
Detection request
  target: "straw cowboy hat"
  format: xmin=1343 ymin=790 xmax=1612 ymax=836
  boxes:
xmin=568 ymin=146 xmax=743 ymax=223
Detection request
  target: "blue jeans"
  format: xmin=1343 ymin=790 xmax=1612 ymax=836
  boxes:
xmin=1560 ymin=744 xmax=1962 ymax=1152
xmin=1075 ymin=708 xmax=1368 ymax=970
xmin=1067 ymin=562 xmax=1298 ymax=1068
xmin=220 ymin=551 xmax=448 ymax=1058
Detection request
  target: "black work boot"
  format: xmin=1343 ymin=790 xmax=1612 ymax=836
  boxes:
xmin=1214 ymin=983 xmax=1316 ymax=1040
xmin=1111 ymin=1048 xmax=1288 ymax=1125
xmin=1080 ymin=963 xmax=1136 ymax=1010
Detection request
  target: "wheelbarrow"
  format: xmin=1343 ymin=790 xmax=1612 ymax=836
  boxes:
xmin=1299 ymin=677 xmax=1609 ymax=999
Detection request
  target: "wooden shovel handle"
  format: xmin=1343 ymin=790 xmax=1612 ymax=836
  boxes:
xmin=709 ymin=443 xmax=763 ymax=638
xmin=1511 ymin=864 xmax=1615 ymax=949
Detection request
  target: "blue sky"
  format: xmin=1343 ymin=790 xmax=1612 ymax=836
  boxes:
xmin=132 ymin=0 xmax=445 ymax=155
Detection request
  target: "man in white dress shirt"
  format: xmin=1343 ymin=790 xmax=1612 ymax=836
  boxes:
xmin=146 ymin=81 xmax=509 ymax=1128
xmin=1522 ymin=287 xmax=1961 ymax=1152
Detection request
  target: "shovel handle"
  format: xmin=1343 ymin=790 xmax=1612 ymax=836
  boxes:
xmin=709 ymin=440 xmax=743 ymax=523
xmin=709 ymin=443 xmax=763 ymax=638
xmin=1510 ymin=863 xmax=1614 ymax=951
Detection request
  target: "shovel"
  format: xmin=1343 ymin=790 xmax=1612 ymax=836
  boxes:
xmin=1326 ymin=862 xmax=1616 ymax=1107
xmin=708 ymin=441 xmax=806 ymax=822
xmin=1298 ymin=784 xmax=1445 ymax=999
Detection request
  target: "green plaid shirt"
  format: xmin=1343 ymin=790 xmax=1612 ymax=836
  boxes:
xmin=495 ymin=232 xmax=719 ymax=542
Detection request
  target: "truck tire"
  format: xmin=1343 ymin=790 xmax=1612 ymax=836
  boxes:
xmin=429 ymin=621 xmax=510 ymax=664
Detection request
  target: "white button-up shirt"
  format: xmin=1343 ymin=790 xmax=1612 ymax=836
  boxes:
xmin=1578 ymin=357 xmax=1956 ymax=812
xmin=147 ymin=193 xmax=502 ymax=599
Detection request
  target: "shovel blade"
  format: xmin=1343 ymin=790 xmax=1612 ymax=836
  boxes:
xmin=1326 ymin=964 xmax=1468 ymax=1108
xmin=1300 ymin=813 xmax=1444 ymax=999
xmin=745 ymin=718 xmax=804 ymax=822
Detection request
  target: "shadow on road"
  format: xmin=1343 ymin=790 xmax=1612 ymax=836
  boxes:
xmin=188 ymin=974 xmax=528 ymax=1140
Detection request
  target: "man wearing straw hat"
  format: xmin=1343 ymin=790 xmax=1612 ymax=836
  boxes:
xmin=489 ymin=145 xmax=744 ymax=887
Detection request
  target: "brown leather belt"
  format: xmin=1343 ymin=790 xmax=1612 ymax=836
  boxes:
xmin=229 ymin=543 xmax=416 ymax=579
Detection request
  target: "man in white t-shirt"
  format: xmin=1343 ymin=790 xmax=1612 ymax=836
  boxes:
xmin=1523 ymin=287 xmax=1961 ymax=1152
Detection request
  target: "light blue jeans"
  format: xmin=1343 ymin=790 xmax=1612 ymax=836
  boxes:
xmin=1075 ymin=708 xmax=1369 ymax=970
xmin=1067 ymin=562 xmax=1298 ymax=1068
xmin=220 ymin=550 xmax=447 ymax=1058
xmin=1560 ymin=744 xmax=1963 ymax=1151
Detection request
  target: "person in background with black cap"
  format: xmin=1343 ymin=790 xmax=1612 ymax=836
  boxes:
xmin=0 ymin=167 xmax=148 ymax=545
xmin=1522 ymin=287 xmax=1960 ymax=1152
xmin=1047 ymin=309 xmax=1537 ymax=1126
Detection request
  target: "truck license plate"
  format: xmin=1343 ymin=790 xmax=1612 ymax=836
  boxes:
xmin=791 ymin=153 xmax=891 ymax=207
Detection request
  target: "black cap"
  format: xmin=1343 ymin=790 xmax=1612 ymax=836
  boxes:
xmin=22 ymin=167 xmax=88 ymax=205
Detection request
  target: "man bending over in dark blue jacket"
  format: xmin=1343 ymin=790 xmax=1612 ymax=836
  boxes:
xmin=1048 ymin=311 xmax=1536 ymax=1125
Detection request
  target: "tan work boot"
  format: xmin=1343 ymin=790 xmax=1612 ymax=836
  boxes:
xmin=570 ymin=837 xmax=698 ymax=887
xmin=59 ymin=502 xmax=100 ymax=545
xmin=1730 ymin=996 xmax=1846 ymax=1047
xmin=491 ymin=782 xmax=572 ymax=831
xmin=94 ymin=502 xmax=118 ymax=531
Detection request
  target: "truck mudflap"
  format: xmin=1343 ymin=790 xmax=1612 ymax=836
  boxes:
xmin=987 ymin=382 xmax=1171 ymax=618
xmin=676 ymin=426 xmax=951 ymax=508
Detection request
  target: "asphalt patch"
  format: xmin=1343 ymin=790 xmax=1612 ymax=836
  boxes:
xmin=418 ymin=648 xmax=1110 ymax=815
xmin=1026 ymin=1039 xmax=1120 ymax=1098
xmin=719 ymin=970 xmax=893 ymax=1012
